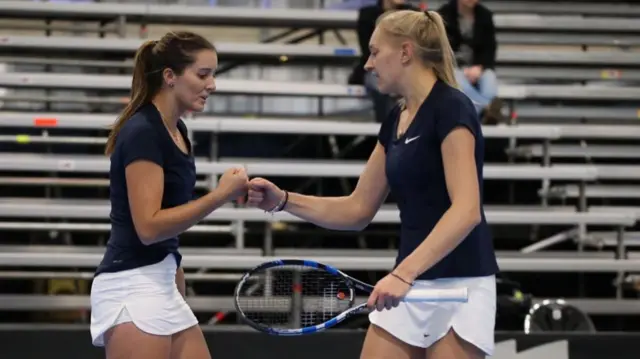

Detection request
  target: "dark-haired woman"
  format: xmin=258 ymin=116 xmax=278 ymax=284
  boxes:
xmin=90 ymin=31 xmax=248 ymax=359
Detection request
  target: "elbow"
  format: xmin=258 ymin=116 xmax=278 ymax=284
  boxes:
xmin=135 ymin=224 xmax=159 ymax=246
xmin=465 ymin=205 xmax=482 ymax=228
xmin=453 ymin=201 xmax=482 ymax=228
xmin=132 ymin=212 xmax=166 ymax=245
xmin=351 ymin=218 xmax=370 ymax=231
xmin=350 ymin=201 xmax=376 ymax=231
xmin=137 ymin=232 xmax=157 ymax=246
xmin=470 ymin=209 xmax=482 ymax=227
xmin=334 ymin=196 xmax=371 ymax=231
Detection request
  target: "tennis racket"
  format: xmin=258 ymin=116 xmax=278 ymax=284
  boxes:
xmin=233 ymin=259 xmax=468 ymax=336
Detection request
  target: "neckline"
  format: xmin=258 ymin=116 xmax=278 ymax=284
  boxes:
xmin=392 ymin=80 xmax=441 ymax=143
xmin=148 ymin=103 xmax=192 ymax=158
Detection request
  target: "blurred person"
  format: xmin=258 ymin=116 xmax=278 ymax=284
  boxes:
xmin=349 ymin=0 xmax=419 ymax=123
xmin=249 ymin=9 xmax=497 ymax=359
xmin=437 ymin=0 xmax=505 ymax=124
xmin=91 ymin=31 xmax=248 ymax=359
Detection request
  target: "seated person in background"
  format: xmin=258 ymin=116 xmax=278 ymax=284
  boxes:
xmin=437 ymin=0 xmax=505 ymax=124
xmin=349 ymin=0 xmax=418 ymax=123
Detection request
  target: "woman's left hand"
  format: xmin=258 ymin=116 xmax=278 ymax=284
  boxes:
xmin=366 ymin=272 xmax=413 ymax=311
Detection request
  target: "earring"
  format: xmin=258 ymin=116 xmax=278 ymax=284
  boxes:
xmin=169 ymin=83 xmax=174 ymax=88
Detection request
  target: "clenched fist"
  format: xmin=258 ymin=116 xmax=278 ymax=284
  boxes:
xmin=247 ymin=177 xmax=286 ymax=211
xmin=217 ymin=167 xmax=249 ymax=202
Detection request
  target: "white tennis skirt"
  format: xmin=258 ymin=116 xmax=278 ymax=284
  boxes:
xmin=89 ymin=254 xmax=198 ymax=347
xmin=368 ymin=275 xmax=496 ymax=356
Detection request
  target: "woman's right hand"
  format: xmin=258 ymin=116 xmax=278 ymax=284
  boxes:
xmin=217 ymin=167 xmax=249 ymax=202
xmin=247 ymin=177 xmax=286 ymax=211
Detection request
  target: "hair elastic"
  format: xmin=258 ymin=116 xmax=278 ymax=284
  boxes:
xmin=266 ymin=190 xmax=288 ymax=214
xmin=390 ymin=272 xmax=414 ymax=286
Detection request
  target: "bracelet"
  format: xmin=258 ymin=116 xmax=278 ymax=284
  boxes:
xmin=266 ymin=190 xmax=288 ymax=214
xmin=390 ymin=272 xmax=414 ymax=286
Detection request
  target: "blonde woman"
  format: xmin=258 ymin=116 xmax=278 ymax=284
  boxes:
xmin=248 ymin=10 xmax=497 ymax=359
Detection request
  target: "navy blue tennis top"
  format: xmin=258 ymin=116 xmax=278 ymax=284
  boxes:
xmin=378 ymin=80 xmax=499 ymax=280
xmin=95 ymin=103 xmax=195 ymax=276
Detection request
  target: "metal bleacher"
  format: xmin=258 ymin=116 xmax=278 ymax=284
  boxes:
xmin=3 ymin=35 xmax=640 ymax=83
xmin=1 ymin=0 xmax=640 ymax=329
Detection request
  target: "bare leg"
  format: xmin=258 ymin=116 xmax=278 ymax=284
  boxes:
xmin=359 ymin=324 xmax=424 ymax=359
xmin=104 ymin=322 xmax=171 ymax=359
xmin=425 ymin=328 xmax=485 ymax=359
xmin=170 ymin=324 xmax=212 ymax=359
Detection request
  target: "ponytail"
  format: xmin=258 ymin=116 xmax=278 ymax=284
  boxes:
xmin=104 ymin=40 xmax=157 ymax=156
xmin=426 ymin=10 xmax=459 ymax=89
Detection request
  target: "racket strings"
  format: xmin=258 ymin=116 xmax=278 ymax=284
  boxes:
xmin=236 ymin=265 xmax=352 ymax=329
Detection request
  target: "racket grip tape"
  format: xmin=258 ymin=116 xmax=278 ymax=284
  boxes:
xmin=402 ymin=287 xmax=468 ymax=303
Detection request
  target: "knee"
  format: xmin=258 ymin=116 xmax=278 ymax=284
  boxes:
xmin=482 ymin=68 xmax=496 ymax=77
xmin=479 ymin=69 xmax=499 ymax=97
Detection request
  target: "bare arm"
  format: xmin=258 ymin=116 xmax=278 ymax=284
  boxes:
xmin=126 ymin=160 xmax=232 ymax=245
xmin=395 ymin=127 xmax=482 ymax=280
xmin=283 ymin=142 xmax=389 ymax=231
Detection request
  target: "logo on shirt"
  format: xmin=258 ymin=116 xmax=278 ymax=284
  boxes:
xmin=405 ymin=136 xmax=420 ymax=144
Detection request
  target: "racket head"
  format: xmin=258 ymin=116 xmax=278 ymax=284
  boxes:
xmin=233 ymin=259 xmax=359 ymax=335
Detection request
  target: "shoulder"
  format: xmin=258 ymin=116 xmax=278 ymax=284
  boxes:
xmin=430 ymin=82 xmax=480 ymax=141
xmin=119 ymin=111 xmax=156 ymax=139
xmin=436 ymin=82 xmax=477 ymax=117
xmin=114 ymin=109 xmax=164 ymax=163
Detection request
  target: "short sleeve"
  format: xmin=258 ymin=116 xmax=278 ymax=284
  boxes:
xmin=434 ymin=94 xmax=479 ymax=144
xmin=377 ymin=104 xmax=401 ymax=151
xmin=119 ymin=122 xmax=164 ymax=168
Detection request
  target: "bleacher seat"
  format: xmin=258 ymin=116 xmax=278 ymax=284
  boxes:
xmin=1 ymin=0 xmax=640 ymax=332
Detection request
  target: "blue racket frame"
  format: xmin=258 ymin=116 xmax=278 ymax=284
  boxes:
xmin=233 ymin=259 xmax=375 ymax=336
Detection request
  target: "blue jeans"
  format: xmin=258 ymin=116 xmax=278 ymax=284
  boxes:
xmin=455 ymin=68 xmax=498 ymax=115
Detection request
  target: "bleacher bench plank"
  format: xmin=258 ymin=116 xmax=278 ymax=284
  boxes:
xmin=0 ymin=198 xmax=634 ymax=226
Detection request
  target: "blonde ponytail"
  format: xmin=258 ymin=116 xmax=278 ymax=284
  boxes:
xmin=426 ymin=10 xmax=459 ymax=89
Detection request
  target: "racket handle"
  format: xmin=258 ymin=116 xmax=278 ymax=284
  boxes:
xmin=403 ymin=287 xmax=468 ymax=303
